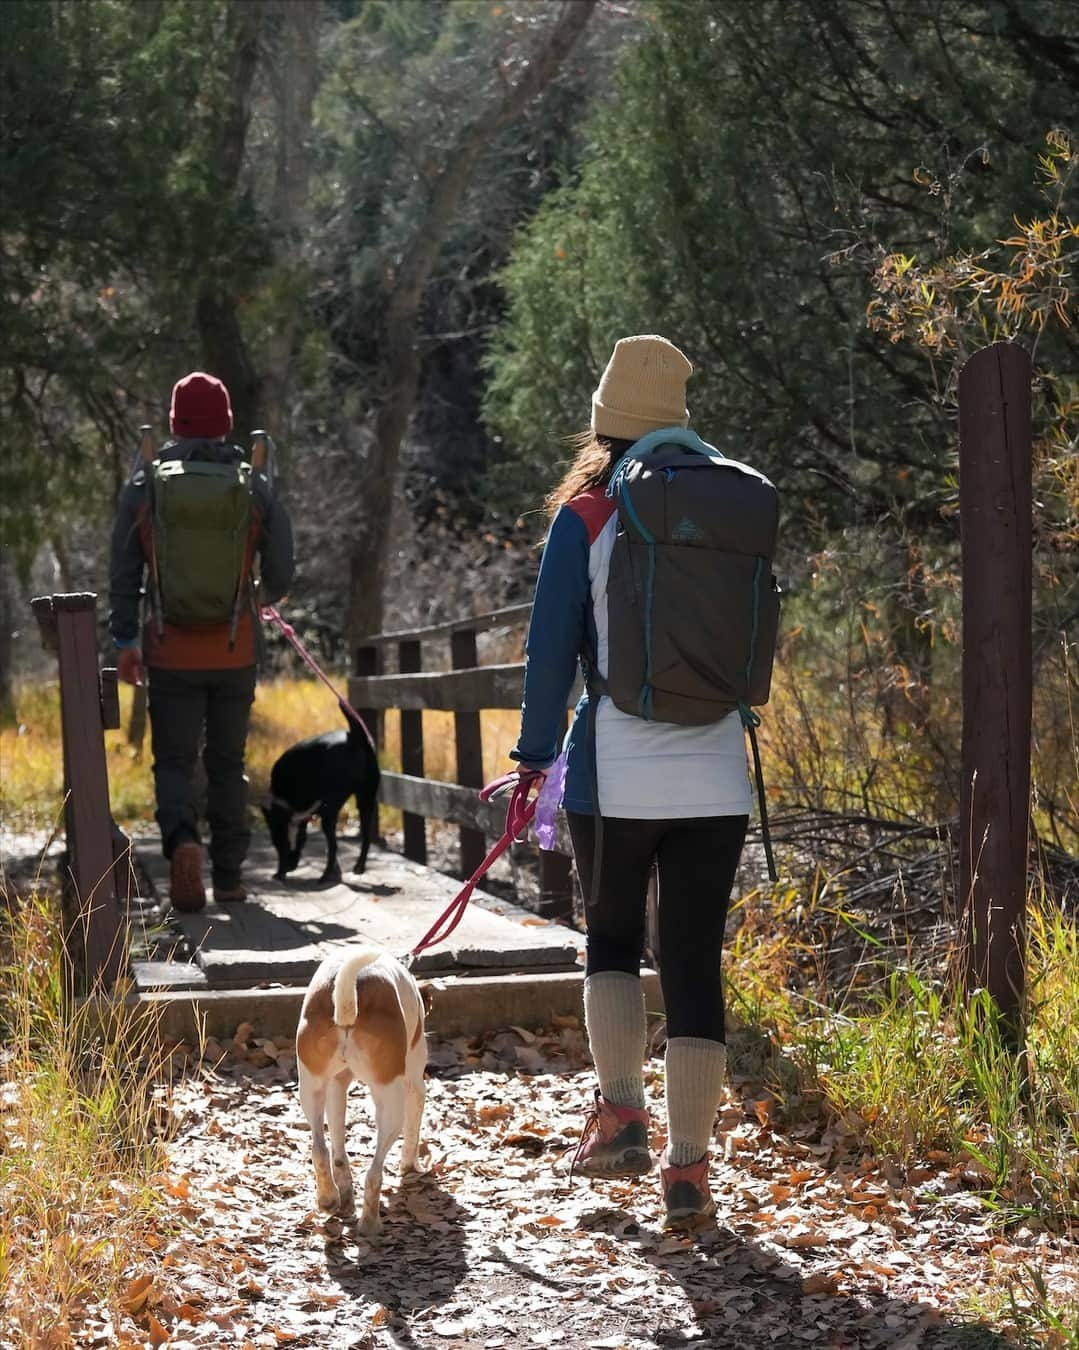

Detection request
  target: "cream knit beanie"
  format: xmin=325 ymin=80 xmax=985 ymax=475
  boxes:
xmin=590 ymin=334 xmax=693 ymax=440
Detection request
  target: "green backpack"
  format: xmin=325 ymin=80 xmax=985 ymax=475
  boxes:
xmin=149 ymin=450 xmax=254 ymax=630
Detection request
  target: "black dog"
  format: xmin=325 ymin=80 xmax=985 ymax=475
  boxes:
xmin=261 ymin=702 xmax=380 ymax=884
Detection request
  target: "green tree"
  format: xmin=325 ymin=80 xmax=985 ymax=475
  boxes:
xmin=483 ymin=0 xmax=1076 ymax=533
xmin=0 ymin=0 xmax=277 ymax=569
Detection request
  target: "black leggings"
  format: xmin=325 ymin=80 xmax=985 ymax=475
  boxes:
xmin=567 ymin=811 xmax=748 ymax=1042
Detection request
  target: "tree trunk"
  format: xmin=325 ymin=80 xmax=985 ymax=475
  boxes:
xmin=51 ymin=532 xmax=74 ymax=593
xmin=346 ymin=0 xmax=596 ymax=646
xmin=0 ymin=551 xmax=15 ymax=724
xmin=260 ymin=0 xmax=321 ymax=445
xmin=194 ymin=0 xmax=263 ymax=439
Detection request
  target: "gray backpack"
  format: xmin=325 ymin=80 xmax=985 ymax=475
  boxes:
xmin=598 ymin=427 xmax=781 ymax=875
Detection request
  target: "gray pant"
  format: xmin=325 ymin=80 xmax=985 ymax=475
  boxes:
xmin=148 ymin=666 xmax=256 ymax=888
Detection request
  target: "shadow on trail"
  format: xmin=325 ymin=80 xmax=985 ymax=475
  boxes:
xmin=574 ymin=1202 xmax=1019 ymax=1349
xmin=322 ymin=1172 xmax=467 ymax=1348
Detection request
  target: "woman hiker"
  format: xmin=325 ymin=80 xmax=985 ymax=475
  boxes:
xmin=509 ymin=335 xmax=751 ymax=1230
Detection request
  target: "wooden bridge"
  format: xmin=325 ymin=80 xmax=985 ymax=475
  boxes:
xmin=29 ymin=593 xmax=622 ymax=1040
xmin=350 ymin=601 xmax=576 ymax=918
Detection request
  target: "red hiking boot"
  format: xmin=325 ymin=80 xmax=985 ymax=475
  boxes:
xmin=570 ymin=1090 xmax=653 ymax=1179
xmin=169 ymin=841 xmax=206 ymax=912
xmin=660 ymin=1150 xmax=716 ymax=1230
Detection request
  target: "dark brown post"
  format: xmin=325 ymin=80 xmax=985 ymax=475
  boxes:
xmin=451 ymin=627 xmax=486 ymax=878
xmin=40 ymin=594 xmax=126 ymax=989
xmin=353 ymin=642 xmax=383 ymax=748
xmin=127 ymin=683 xmax=148 ymax=754
xmin=398 ymin=638 xmax=426 ymax=864
xmin=538 ymin=712 xmax=574 ymax=922
xmin=354 ymin=641 xmax=383 ymax=840
xmin=958 ymin=342 xmax=1032 ymax=1035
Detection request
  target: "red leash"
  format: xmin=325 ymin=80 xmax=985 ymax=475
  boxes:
xmin=409 ymin=771 xmax=544 ymax=958
xmin=260 ymin=605 xmax=378 ymax=754
xmin=263 ymin=602 xmax=544 ymax=961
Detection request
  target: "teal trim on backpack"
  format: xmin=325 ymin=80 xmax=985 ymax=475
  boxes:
xmin=746 ymin=557 xmax=763 ymax=691
xmin=639 ymin=539 xmax=657 ymax=720
xmin=617 ymin=481 xmax=653 ymax=545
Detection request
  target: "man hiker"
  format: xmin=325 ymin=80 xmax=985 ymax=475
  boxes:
xmin=109 ymin=371 xmax=295 ymax=911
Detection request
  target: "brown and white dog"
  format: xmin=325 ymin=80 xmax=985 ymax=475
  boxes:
xmin=296 ymin=946 xmax=427 ymax=1236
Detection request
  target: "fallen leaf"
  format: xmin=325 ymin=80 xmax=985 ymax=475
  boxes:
xmin=121 ymin=1273 xmax=155 ymax=1316
xmin=147 ymin=1313 xmax=170 ymax=1346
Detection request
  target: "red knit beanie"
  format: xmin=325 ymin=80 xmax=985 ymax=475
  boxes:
xmin=169 ymin=371 xmax=233 ymax=439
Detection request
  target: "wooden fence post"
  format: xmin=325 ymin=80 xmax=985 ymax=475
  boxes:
xmin=398 ymin=638 xmax=427 ymax=863
xmin=958 ymin=342 xmax=1032 ymax=1036
xmin=451 ymin=627 xmax=486 ymax=878
xmin=539 ymin=712 xmax=574 ymax=922
xmin=354 ymin=641 xmax=383 ymax=840
xmin=32 ymin=593 xmax=126 ymax=991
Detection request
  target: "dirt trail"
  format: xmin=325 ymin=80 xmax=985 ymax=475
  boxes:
xmin=82 ymin=1023 xmax=1076 ymax=1350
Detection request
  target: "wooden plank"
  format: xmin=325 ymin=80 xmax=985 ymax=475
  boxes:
xmin=399 ymin=638 xmax=426 ymax=864
xmin=350 ymin=663 xmax=524 ymax=711
xmin=958 ymin=342 xmax=1032 ymax=1036
xmin=146 ymin=837 xmax=581 ymax=986
xmin=358 ymin=602 xmax=533 ymax=648
xmin=451 ymin=627 xmax=486 ymax=878
xmin=349 ymin=665 xmax=582 ymax=712
xmin=53 ymin=594 xmax=125 ymax=990
xmin=378 ymin=771 xmax=574 ymax=856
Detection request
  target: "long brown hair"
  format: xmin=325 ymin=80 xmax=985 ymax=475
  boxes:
xmin=545 ymin=431 xmax=635 ymax=520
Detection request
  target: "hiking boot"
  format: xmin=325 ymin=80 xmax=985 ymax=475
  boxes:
xmin=169 ymin=841 xmax=206 ymax=912
xmin=570 ymin=1090 xmax=653 ymax=1179
xmin=660 ymin=1150 xmax=716 ymax=1231
xmin=213 ymin=882 xmax=247 ymax=904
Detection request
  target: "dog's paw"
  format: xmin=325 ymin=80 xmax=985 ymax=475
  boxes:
xmin=357 ymin=1211 xmax=381 ymax=1239
xmin=317 ymin=866 xmax=342 ymax=887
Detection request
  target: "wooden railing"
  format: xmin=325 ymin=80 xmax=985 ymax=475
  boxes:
xmin=351 ymin=603 xmax=578 ymax=922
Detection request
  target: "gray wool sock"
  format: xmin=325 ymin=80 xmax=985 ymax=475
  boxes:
xmin=583 ymin=971 xmax=647 ymax=1110
xmin=665 ymin=1037 xmax=727 ymax=1166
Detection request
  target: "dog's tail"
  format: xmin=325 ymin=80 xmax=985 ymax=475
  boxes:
xmin=339 ymin=698 xmax=367 ymax=746
xmin=332 ymin=946 xmax=384 ymax=1027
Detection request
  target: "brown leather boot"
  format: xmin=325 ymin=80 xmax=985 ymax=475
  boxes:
xmin=169 ymin=841 xmax=206 ymax=912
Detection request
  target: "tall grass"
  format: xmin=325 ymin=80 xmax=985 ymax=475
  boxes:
xmin=0 ymin=678 xmax=524 ymax=836
xmin=727 ymin=886 xmax=1079 ymax=1229
xmin=0 ymin=891 xmax=175 ymax=1346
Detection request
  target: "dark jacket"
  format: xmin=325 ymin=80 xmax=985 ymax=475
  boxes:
xmin=108 ymin=437 xmax=295 ymax=670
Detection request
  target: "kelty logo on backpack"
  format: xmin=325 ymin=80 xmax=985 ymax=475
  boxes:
xmin=671 ymin=517 xmax=706 ymax=544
